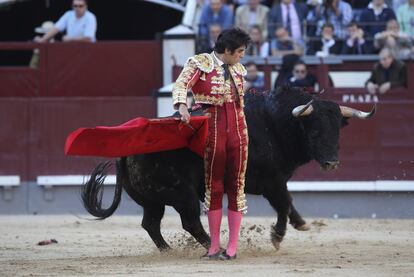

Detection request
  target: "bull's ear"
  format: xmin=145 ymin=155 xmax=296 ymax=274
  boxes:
xmin=341 ymin=117 xmax=349 ymax=128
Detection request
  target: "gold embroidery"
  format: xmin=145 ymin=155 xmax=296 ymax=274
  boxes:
xmin=189 ymin=53 xmax=214 ymax=73
xmin=211 ymin=85 xmax=224 ymax=95
xmin=172 ymin=59 xmax=199 ymax=108
xmin=194 ymin=94 xmax=225 ymax=106
xmin=211 ymin=75 xmax=223 ymax=84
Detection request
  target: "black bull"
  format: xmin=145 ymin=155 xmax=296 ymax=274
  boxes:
xmin=82 ymin=86 xmax=375 ymax=251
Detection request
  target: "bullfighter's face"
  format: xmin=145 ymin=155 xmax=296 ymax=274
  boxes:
xmin=224 ymin=46 xmax=246 ymax=65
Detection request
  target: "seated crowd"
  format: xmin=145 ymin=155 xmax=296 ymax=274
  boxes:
xmin=194 ymin=0 xmax=411 ymax=93
xmin=195 ymin=0 xmax=414 ymax=58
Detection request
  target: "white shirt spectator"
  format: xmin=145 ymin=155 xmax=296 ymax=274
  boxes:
xmin=55 ymin=10 xmax=97 ymax=42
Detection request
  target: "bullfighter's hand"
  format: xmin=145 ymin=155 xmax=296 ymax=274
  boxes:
xmin=178 ymin=104 xmax=191 ymax=124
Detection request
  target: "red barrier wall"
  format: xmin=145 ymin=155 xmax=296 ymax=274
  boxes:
xmin=0 ymin=41 xmax=162 ymax=97
xmin=0 ymin=41 xmax=413 ymax=182
xmin=0 ymin=99 xmax=30 ymax=179
xmin=27 ymin=97 xmax=155 ymax=179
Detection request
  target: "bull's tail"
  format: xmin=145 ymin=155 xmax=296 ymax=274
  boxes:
xmin=81 ymin=160 xmax=125 ymax=219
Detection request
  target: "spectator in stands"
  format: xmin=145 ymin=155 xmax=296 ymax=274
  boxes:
xmin=246 ymin=25 xmax=270 ymax=57
xmin=306 ymin=0 xmax=353 ymax=39
xmin=359 ymin=0 xmax=396 ymax=39
xmin=374 ymin=19 xmax=412 ymax=57
xmin=268 ymin=0 xmax=308 ymax=44
xmin=366 ymin=47 xmax=407 ymax=94
xmin=287 ymin=60 xmax=318 ymax=91
xmin=271 ymin=26 xmax=304 ymax=56
xmin=397 ymin=0 xmax=414 ymax=37
xmin=244 ymin=62 xmax=266 ymax=92
xmin=342 ymin=21 xmax=373 ymax=54
xmin=235 ymin=0 xmax=270 ymax=39
xmin=197 ymin=24 xmax=222 ymax=53
xmin=307 ymin=23 xmax=343 ymax=55
xmin=274 ymin=53 xmax=301 ymax=88
xmin=34 ymin=0 xmax=96 ymax=43
xmin=198 ymin=0 xmax=234 ymax=37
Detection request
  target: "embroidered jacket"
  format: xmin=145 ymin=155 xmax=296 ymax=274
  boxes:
xmin=172 ymin=52 xmax=247 ymax=109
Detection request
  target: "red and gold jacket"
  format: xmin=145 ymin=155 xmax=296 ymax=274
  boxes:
xmin=172 ymin=52 xmax=247 ymax=109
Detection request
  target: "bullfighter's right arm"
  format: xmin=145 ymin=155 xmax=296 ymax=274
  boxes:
xmin=172 ymin=59 xmax=201 ymax=110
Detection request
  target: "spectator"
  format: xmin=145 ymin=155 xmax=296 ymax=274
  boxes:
xmin=274 ymin=53 xmax=301 ymax=88
xmin=306 ymin=0 xmax=353 ymax=39
xmin=198 ymin=0 xmax=234 ymax=37
xmin=374 ymin=19 xmax=412 ymax=57
xmin=246 ymin=25 xmax=270 ymax=57
xmin=244 ymin=62 xmax=266 ymax=92
xmin=235 ymin=0 xmax=270 ymax=39
xmin=366 ymin=47 xmax=407 ymax=94
xmin=271 ymin=26 xmax=304 ymax=56
xmin=287 ymin=60 xmax=318 ymax=92
xmin=307 ymin=23 xmax=343 ymax=55
xmin=34 ymin=0 xmax=97 ymax=43
xmin=197 ymin=24 xmax=222 ymax=53
xmin=359 ymin=0 xmax=396 ymax=39
xmin=268 ymin=0 xmax=308 ymax=44
xmin=397 ymin=0 xmax=414 ymax=37
xmin=342 ymin=21 xmax=373 ymax=54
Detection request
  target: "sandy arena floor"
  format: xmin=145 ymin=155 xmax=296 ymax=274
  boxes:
xmin=0 ymin=215 xmax=413 ymax=276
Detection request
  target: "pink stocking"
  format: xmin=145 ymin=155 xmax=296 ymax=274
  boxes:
xmin=226 ymin=209 xmax=242 ymax=257
xmin=207 ymin=209 xmax=222 ymax=255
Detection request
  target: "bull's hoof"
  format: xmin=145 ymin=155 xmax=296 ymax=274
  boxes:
xmin=271 ymin=238 xmax=280 ymax=250
xmin=294 ymin=223 xmax=311 ymax=231
xmin=159 ymin=246 xmax=172 ymax=253
xmin=270 ymin=229 xmax=283 ymax=251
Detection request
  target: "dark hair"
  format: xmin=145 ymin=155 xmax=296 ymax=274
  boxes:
xmin=347 ymin=21 xmax=359 ymax=28
xmin=214 ymin=27 xmax=252 ymax=54
xmin=73 ymin=0 xmax=88 ymax=5
xmin=249 ymin=24 xmax=262 ymax=33
xmin=293 ymin=60 xmax=306 ymax=68
xmin=322 ymin=22 xmax=334 ymax=31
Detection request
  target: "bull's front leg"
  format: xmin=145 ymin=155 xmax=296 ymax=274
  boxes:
xmin=172 ymin=187 xmax=210 ymax=249
xmin=289 ymin=202 xmax=310 ymax=231
xmin=263 ymin=181 xmax=292 ymax=250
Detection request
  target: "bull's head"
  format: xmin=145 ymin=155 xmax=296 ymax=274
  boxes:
xmin=292 ymin=100 xmax=376 ymax=171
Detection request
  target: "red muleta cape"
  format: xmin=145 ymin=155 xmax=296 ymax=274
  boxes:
xmin=64 ymin=116 xmax=209 ymax=158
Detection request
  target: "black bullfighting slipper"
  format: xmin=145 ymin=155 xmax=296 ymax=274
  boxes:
xmin=218 ymin=251 xmax=237 ymax=260
xmin=200 ymin=249 xmax=223 ymax=260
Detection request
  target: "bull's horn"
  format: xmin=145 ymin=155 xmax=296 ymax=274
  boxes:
xmin=340 ymin=104 xmax=376 ymax=119
xmin=292 ymin=100 xmax=314 ymax=117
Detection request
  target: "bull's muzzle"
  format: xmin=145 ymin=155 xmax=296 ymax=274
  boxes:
xmin=322 ymin=161 xmax=340 ymax=171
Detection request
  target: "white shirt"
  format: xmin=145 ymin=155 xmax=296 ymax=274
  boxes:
xmin=55 ymin=10 xmax=97 ymax=42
